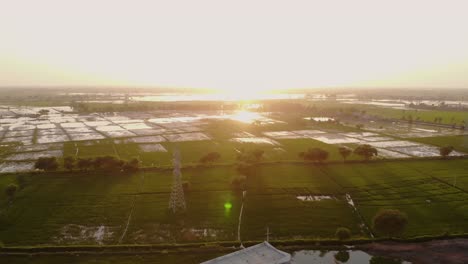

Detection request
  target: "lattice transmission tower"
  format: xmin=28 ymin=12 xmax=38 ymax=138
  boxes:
xmin=168 ymin=149 xmax=186 ymax=213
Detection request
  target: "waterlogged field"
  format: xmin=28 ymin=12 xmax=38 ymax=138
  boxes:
xmin=1 ymin=159 xmax=468 ymax=246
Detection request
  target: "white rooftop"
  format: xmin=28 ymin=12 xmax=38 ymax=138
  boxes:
xmin=201 ymin=242 xmax=291 ymax=264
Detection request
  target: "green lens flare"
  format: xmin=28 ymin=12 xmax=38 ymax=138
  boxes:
xmin=224 ymin=202 xmax=232 ymax=209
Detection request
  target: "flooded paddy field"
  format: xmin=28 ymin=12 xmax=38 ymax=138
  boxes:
xmin=1 ymin=160 xmax=468 ymax=247
xmin=0 ymin=105 xmax=466 ymax=173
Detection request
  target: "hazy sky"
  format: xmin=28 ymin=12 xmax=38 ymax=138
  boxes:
xmin=1 ymin=0 xmax=468 ymax=92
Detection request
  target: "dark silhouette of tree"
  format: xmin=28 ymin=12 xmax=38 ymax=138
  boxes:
xmin=199 ymin=152 xmax=221 ymax=164
xmin=77 ymin=158 xmax=93 ymax=171
xmin=439 ymin=145 xmax=454 ymax=158
xmin=354 ymin=144 xmax=378 ymax=160
xmin=334 ymin=251 xmax=350 ymax=263
xmin=373 ymin=209 xmax=408 ymax=237
xmin=237 ymin=148 xmax=264 ymax=163
xmin=299 ymin=148 xmax=329 ymax=163
xmin=338 ymin=146 xmax=352 ymax=161
xmin=64 ymin=156 xmax=75 ymax=171
xmin=93 ymin=156 xmax=125 ymax=171
xmin=122 ymin=158 xmax=140 ymax=173
xmin=34 ymin=157 xmax=59 ymax=171
xmin=335 ymin=227 xmax=352 ymax=240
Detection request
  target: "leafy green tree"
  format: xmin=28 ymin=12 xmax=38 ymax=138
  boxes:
xmin=335 ymin=227 xmax=352 ymax=240
xmin=34 ymin=157 xmax=59 ymax=171
xmin=237 ymin=149 xmax=264 ymax=164
xmin=354 ymin=144 xmax=378 ymax=160
xmin=92 ymin=156 xmax=125 ymax=171
xmin=122 ymin=158 xmax=140 ymax=173
xmin=64 ymin=156 xmax=75 ymax=171
xmin=334 ymin=251 xmax=350 ymax=263
xmin=77 ymin=158 xmax=93 ymax=171
xmin=338 ymin=146 xmax=352 ymax=161
xmin=439 ymin=145 xmax=454 ymax=158
xmin=299 ymin=148 xmax=329 ymax=163
xmin=372 ymin=209 xmax=408 ymax=237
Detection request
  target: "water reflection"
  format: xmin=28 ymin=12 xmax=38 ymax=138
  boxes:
xmin=290 ymin=250 xmax=410 ymax=264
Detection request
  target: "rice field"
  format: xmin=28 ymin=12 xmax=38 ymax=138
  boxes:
xmin=1 ymin=159 xmax=467 ymax=246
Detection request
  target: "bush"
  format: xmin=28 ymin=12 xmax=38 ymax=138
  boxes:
xmin=34 ymin=157 xmax=59 ymax=171
xmin=63 ymin=156 xmax=75 ymax=171
xmin=373 ymin=209 xmax=408 ymax=237
xmin=299 ymin=148 xmax=329 ymax=163
xmin=439 ymin=145 xmax=454 ymax=158
xmin=335 ymin=227 xmax=351 ymax=240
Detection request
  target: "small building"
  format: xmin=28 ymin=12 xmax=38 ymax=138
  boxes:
xmin=201 ymin=241 xmax=291 ymax=264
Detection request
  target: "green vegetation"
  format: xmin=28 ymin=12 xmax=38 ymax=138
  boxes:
xmin=372 ymin=209 xmax=408 ymax=237
xmin=34 ymin=157 xmax=59 ymax=171
xmin=335 ymin=227 xmax=352 ymax=240
xmin=0 ymin=159 xmax=467 ymax=247
xmin=354 ymin=144 xmax=378 ymax=160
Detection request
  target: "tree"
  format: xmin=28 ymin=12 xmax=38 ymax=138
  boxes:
xmin=64 ymin=156 xmax=75 ymax=171
xmin=299 ymin=148 xmax=329 ymax=163
xmin=5 ymin=184 xmax=18 ymax=201
xmin=338 ymin=146 xmax=352 ymax=161
xmin=77 ymin=158 xmax=93 ymax=171
xmin=122 ymin=158 xmax=140 ymax=173
xmin=237 ymin=149 xmax=264 ymax=164
xmin=34 ymin=157 xmax=59 ymax=171
xmin=372 ymin=209 xmax=408 ymax=237
xmin=93 ymin=156 xmax=125 ymax=171
xmin=199 ymin=152 xmax=221 ymax=164
xmin=335 ymin=227 xmax=351 ymax=240
xmin=354 ymin=144 xmax=378 ymax=160
xmin=439 ymin=145 xmax=454 ymax=158
xmin=334 ymin=251 xmax=350 ymax=263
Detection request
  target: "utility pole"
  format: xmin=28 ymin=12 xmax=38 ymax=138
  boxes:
xmin=168 ymin=149 xmax=186 ymax=213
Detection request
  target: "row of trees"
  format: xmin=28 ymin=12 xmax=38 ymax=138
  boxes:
xmin=34 ymin=156 xmax=140 ymax=172
xmin=299 ymin=144 xmax=379 ymax=163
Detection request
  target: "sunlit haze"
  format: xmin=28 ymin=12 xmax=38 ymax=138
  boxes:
xmin=1 ymin=0 xmax=468 ymax=92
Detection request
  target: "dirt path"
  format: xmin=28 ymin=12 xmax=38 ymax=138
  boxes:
xmin=118 ymin=173 xmax=144 ymax=243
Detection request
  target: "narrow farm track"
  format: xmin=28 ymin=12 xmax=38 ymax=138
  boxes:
xmin=118 ymin=173 xmax=145 ymax=244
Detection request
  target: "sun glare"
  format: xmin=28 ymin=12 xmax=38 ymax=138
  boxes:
xmin=230 ymin=110 xmax=262 ymax=124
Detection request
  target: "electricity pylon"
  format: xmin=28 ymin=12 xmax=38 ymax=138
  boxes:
xmin=168 ymin=149 xmax=186 ymax=213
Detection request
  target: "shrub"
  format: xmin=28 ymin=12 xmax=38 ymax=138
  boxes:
xmin=299 ymin=148 xmax=329 ymax=163
xmin=34 ymin=157 xmax=59 ymax=171
xmin=335 ymin=227 xmax=351 ymax=240
xmin=372 ymin=209 xmax=408 ymax=237
xmin=64 ymin=156 xmax=75 ymax=171
xmin=439 ymin=145 xmax=454 ymax=158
